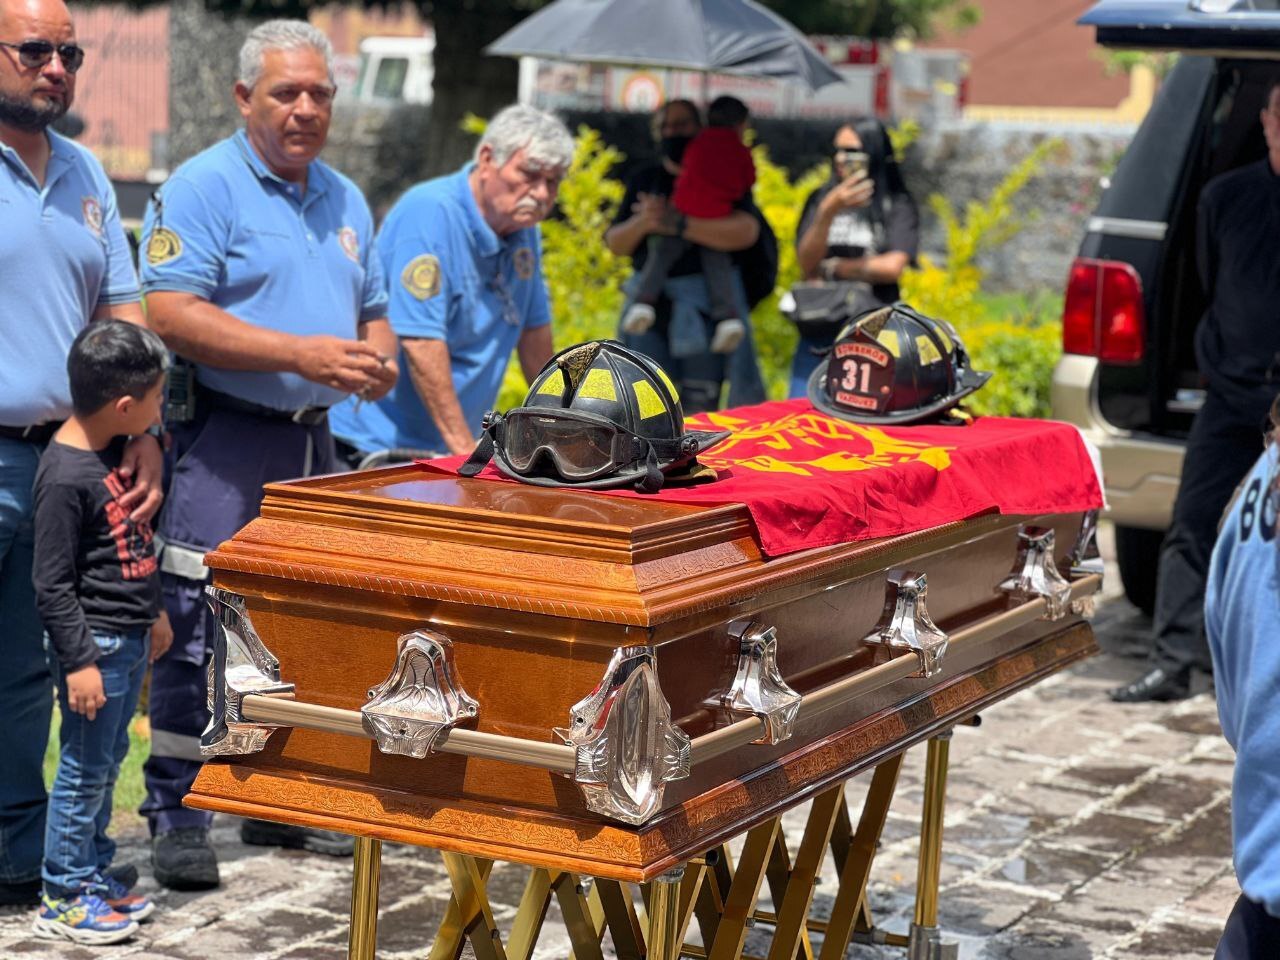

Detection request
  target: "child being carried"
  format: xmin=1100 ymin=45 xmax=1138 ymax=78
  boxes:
xmin=622 ymin=95 xmax=757 ymax=355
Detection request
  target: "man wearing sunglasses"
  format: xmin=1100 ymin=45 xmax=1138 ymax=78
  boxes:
xmin=137 ymin=19 xmax=397 ymax=891
xmin=0 ymin=0 xmax=163 ymax=908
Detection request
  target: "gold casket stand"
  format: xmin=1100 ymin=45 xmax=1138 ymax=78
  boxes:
xmin=183 ymin=466 xmax=1102 ymax=960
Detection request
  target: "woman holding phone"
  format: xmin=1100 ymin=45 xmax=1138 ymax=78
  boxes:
xmin=789 ymin=118 xmax=920 ymax=397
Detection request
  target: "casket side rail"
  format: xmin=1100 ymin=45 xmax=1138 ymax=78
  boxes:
xmin=208 ymin=562 xmax=1102 ymax=825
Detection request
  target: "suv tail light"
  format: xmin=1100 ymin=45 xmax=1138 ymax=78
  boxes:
xmin=1062 ymin=258 xmax=1145 ymax=364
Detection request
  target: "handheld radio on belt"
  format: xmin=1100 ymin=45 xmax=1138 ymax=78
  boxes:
xmin=149 ymin=188 xmax=199 ymax=425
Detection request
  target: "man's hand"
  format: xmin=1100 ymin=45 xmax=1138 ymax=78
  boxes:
xmin=633 ymin=192 xmax=672 ymax=235
xmin=66 ymin=663 xmax=106 ymax=721
xmin=150 ymin=609 xmax=174 ymax=663
xmin=295 ymin=336 xmax=387 ymax=394
xmin=119 ymin=434 xmax=164 ymax=523
xmin=361 ymin=354 xmax=398 ymax=403
xmin=820 ymin=172 xmax=874 ymax=217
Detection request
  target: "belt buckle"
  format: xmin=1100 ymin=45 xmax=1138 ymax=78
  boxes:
xmin=290 ymin=406 xmax=326 ymax=426
xmin=290 ymin=407 xmax=313 ymax=425
xmin=22 ymin=425 xmax=37 ymax=439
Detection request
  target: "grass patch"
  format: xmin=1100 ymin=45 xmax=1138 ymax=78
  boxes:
xmin=43 ymin=704 xmax=151 ymax=828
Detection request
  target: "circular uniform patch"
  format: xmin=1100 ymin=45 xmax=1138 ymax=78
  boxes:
xmin=81 ymin=196 xmax=103 ymax=235
xmin=513 ymin=246 xmax=535 ymax=280
xmin=339 ymin=226 xmax=359 ymax=262
xmin=401 ymin=253 xmax=441 ymax=300
xmin=146 ymin=227 xmax=183 ymax=266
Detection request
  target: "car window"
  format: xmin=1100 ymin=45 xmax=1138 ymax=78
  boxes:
xmin=373 ymin=57 xmax=410 ymax=100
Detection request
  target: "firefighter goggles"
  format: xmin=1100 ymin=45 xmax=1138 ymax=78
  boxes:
xmin=0 ymin=39 xmax=85 ymax=73
xmin=488 ymin=408 xmax=690 ymax=481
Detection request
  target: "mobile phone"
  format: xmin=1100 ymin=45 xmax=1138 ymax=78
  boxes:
xmin=846 ymin=151 xmax=869 ymax=178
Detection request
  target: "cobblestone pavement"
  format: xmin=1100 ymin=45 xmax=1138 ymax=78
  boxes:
xmin=0 ymin=537 xmax=1237 ymax=959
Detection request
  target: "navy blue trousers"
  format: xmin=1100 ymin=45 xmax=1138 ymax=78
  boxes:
xmin=140 ymin=406 xmax=335 ymax=835
xmin=1217 ymin=894 xmax=1280 ymax=959
xmin=1151 ymin=392 xmax=1266 ymax=674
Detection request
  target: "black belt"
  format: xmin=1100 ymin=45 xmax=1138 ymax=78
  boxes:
xmin=204 ymin=388 xmax=330 ymax=427
xmin=0 ymin=421 xmax=63 ymax=444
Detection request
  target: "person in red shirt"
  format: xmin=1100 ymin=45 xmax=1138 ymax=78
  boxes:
xmin=622 ymin=96 xmax=756 ymax=354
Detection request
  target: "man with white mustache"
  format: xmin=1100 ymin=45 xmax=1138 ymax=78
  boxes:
xmin=330 ymin=104 xmax=573 ymax=462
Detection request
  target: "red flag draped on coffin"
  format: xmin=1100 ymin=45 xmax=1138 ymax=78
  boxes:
xmin=419 ymin=399 xmax=1103 ymax=558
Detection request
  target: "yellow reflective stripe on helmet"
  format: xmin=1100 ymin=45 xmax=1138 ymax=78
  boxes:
xmin=916 ymin=334 xmax=943 ymax=366
xmin=577 ymin=368 xmax=618 ymax=402
xmin=536 ymin=369 xmax=566 ymax=396
xmin=632 ymin=379 xmax=666 ymax=420
xmin=656 ymin=366 xmax=678 ymax=402
xmin=876 ymin=329 xmax=901 ymax=357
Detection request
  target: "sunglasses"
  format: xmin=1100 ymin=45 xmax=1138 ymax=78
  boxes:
xmin=0 ymin=39 xmax=85 ymax=73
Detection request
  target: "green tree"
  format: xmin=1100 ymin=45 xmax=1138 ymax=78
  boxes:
xmin=761 ymin=0 xmax=979 ymax=39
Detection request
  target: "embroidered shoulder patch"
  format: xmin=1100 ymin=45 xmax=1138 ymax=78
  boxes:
xmin=401 ymin=254 xmax=441 ymax=300
xmin=146 ymin=227 xmax=183 ymax=266
xmin=513 ymin=246 xmax=535 ymax=280
xmin=81 ymin=196 xmax=103 ymax=236
xmin=338 ymin=226 xmax=359 ymax=262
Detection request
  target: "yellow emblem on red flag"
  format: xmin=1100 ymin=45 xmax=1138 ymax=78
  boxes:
xmin=686 ymin=409 xmax=954 ymax=476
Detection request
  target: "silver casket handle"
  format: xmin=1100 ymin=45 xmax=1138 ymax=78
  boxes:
xmin=998 ymin=524 xmax=1073 ymax=621
xmin=720 ymin=621 xmax=802 ymax=745
xmin=862 ymin=569 xmax=949 ymax=678
xmin=201 ymin=587 xmax=296 ymax=758
xmin=361 ymin=629 xmax=479 ymax=759
xmin=555 ymin=646 xmax=690 ymax=826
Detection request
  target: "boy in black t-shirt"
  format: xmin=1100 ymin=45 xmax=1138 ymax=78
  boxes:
xmin=31 ymin=320 xmax=172 ymax=945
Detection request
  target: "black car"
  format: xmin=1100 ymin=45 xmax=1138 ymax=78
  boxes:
xmin=1051 ymin=0 xmax=1280 ymax=614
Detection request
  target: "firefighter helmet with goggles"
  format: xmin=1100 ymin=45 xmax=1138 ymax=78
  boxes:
xmin=459 ymin=340 xmax=729 ymax=491
xmin=807 ymin=303 xmax=992 ymax=425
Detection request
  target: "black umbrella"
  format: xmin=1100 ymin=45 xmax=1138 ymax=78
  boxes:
xmin=486 ymin=0 xmax=844 ymax=92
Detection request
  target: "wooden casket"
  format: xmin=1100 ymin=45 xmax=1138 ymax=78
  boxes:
xmin=185 ymin=462 xmax=1101 ymax=887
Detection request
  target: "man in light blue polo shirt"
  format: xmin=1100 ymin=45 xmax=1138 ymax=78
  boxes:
xmin=137 ymin=19 xmax=397 ymax=890
xmin=329 ymin=104 xmax=572 ymax=461
xmin=0 ymin=0 xmax=163 ymax=908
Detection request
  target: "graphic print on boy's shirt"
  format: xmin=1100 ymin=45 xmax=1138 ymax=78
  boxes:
xmin=102 ymin=469 xmax=157 ymax=580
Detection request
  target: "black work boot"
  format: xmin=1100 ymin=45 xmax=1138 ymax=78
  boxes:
xmin=152 ymin=827 xmax=220 ymax=890
xmin=240 ymin=819 xmax=354 ymax=857
xmin=1109 ymin=666 xmax=1193 ymax=703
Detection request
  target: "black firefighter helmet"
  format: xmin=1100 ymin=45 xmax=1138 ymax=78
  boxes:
xmin=459 ymin=340 xmax=729 ymax=492
xmin=807 ymin=303 xmax=992 ymax=425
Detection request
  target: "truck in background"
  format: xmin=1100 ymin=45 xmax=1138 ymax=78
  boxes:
xmin=341 ymin=32 xmax=435 ymax=106
xmin=516 ymin=36 xmax=968 ymax=124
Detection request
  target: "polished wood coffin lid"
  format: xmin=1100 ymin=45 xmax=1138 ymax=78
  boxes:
xmin=205 ymin=464 xmax=1058 ymax=630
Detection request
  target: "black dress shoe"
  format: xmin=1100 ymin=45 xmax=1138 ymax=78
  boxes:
xmin=153 ymin=827 xmax=220 ymax=890
xmin=1109 ymin=667 xmax=1192 ymax=703
xmin=240 ymin=819 xmax=354 ymax=857
xmin=0 ymin=877 xmax=40 ymax=906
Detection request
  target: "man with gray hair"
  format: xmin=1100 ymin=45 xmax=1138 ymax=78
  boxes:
xmin=137 ymin=18 xmax=398 ymax=889
xmin=330 ymin=103 xmax=572 ymax=462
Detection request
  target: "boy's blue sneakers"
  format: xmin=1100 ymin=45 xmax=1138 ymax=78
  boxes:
xmin=100 ymin=871 xmax=155 ymax=921
xmin=31 ymin=892 xmax=139 ymax=944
